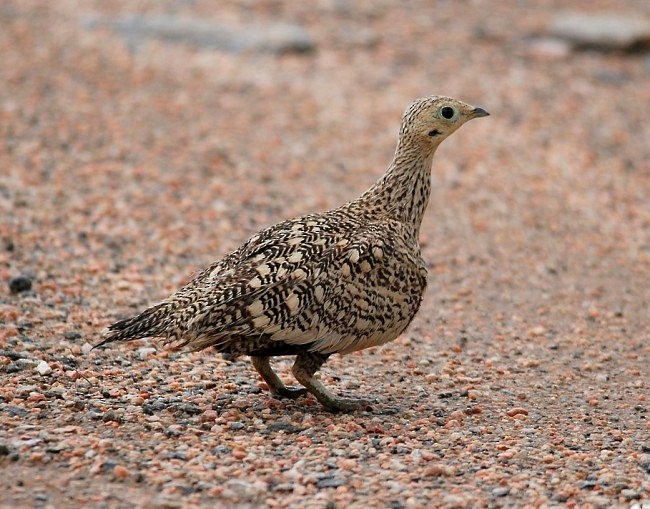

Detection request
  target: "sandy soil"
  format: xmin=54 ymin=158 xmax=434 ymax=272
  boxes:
xmin=1 ymin=1 xmax=649 ymax=507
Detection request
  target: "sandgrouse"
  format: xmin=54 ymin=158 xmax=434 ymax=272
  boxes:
xmin=97 ymin=96 xmax=489 ymax=412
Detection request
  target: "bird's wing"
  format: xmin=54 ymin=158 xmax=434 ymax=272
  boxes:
xmin=169 ymin=215 xmax=349 ymax=350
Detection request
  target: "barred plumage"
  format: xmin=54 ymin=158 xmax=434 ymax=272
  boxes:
xmin=97 ymin=96 xmax=489 ymax=412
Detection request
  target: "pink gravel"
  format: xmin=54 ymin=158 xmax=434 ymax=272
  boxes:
xmin=1 ymin=1 xmax=649 ymax=507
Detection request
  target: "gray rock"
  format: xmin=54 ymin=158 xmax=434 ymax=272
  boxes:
xmin=316 ymin=476 xmax=346 ymax=489
xmin=549 ymin=13 xmax=650 ymax=51
xmin=35 ymin=360 xmax=52 ymax=375
xmin=9 ymin=275 xmax=32 ymax=294
xmin=621 ymin=489 xmax=641 ymax=500
xmin=85 ymin=15 xmax=315 ymax=55
xmin=137 ymin=347 xmax=157 ymax=361
xmin=492 ymin=487 xmax=510 ymax=497
xmin=223 ymin=479 xmax=265 ymax=500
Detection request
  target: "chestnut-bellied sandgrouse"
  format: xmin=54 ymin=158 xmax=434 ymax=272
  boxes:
xmin=96 ymin=96 xmax=489 ymax=412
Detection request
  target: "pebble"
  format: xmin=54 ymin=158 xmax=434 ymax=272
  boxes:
xmin=316 ymin=477 xmax=346 ymax=489
xmin=527 ymin=325 xmax=547 ymax=337
xmin=9 ymin=275 xmax=32 ymax=294
xmin=492 ymin=487 xmax=510 ymax=497
xmin=506 ymin=407 xmax=529 ymax=417
xmin=165 ymin=425 xmax=183 ymax=437
xmin=223 ymin=479 xmax=266 ymax=500
xmin=102 ymin=411 xmax=122 ymax=423
xmin=113 ymin=465 xmax=130 ymax=479
xmin=35 ymin=360 xmax=52 ymax=376
xmin=620 ymin=489 xmax=640 ymax=500
xmin=199 ymin=410 xmax=218 ymax=423
xmin=137 ymin=347 xmax=157 ymax=360
xmin=423 ymin=464 xmax=453 ymax=477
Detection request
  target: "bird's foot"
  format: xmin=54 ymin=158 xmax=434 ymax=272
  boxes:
xmin=272 ymin=386 xmax=308 ymax=399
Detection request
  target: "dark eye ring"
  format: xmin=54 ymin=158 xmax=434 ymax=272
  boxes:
xmin=440 ymin=106 xmax=455 ymax=120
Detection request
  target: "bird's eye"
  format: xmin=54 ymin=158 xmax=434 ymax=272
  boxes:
xmin=440 ymin=106 xmax=456 ymax=120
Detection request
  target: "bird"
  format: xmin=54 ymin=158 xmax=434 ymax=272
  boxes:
xmin=96 ymin=96 xmax=489 ymax=412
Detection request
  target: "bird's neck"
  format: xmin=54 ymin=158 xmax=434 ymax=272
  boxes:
xmin=349 ymin=137 xmax=437 ymax=230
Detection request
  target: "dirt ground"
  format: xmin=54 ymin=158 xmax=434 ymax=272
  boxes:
xmin=1 ymin=1 xmax=648 ymax=508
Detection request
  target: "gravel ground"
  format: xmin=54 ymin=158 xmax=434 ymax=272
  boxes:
xmin=1 ymin=1 xmax=649 ymax=507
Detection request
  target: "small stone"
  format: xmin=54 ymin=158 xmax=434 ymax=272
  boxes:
xmin=45 ymin=387 xmax=65 ymax=399
xmin=554 ymin=492 xmax=570 ymax=502
xmin=492 ymin=487 xmax=510 ymax=497
xmin=316 ymin=477 xmax=346 ymax=489
xmin=102 ymin=460 xmax=117 ymax=472
xmin=199 ymin=410 xmax=218 ymax=423
xmin=228 ymin=421 xmax=245 ymax=430
xmin=45 ymin=443 xmax=65 ymax=454
xmin=527 ymin=325 xmax=547 ymax=337
xmin=578 ymin=479 xmax=597 ymax=490
xmin=0 ymin=444 xmax=10 ymax=456
xmin=81 ymin=343 xmax=93 ymax=355
xmin=224 ymin=479 xmax=266 ymax=500
xmin=113 ymin=465 xmax=129 ymax=478
xmin=102 ymin=411 xmax=122 ymax=423
xmin=165 ymin=424 xmax=183 ymax=437
xmin=267 ymin=422 xmax=302 ymax=434
xmin=621 ymin=489 xmax=640 ymax=500
xmin=506 ymin=407 xmax=529 ymax=417
xmin=423 ymin=464 xmax=453 ymax=477
xmin=137 ymin=347 xmax=156 ymax=361
xmin=29 ymin=451 xmax=45 ymax=462
xmin=171 ymin=402 xmax=203 ymax=415
xmin=231 ymin=448 xmax=246 ymax=460
xmin=442 ymin=495 xmax=464 ymax=506
xmin=35 ymin=360 xmax=52 ymax=375
xmin=9 ymin=275 xmax=32 ymax=294
xmin=27 ymin=392 xmax=46 ymax=402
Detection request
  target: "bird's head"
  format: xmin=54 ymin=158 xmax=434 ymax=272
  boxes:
xmin=399 ymin=96 xmax=489 ymax=149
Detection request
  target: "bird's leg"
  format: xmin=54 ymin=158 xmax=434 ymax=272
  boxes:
xmin=251 ymin=355 xmax=307 ymax=399
xmin=292 ymin=351 xmax=373 ymax=413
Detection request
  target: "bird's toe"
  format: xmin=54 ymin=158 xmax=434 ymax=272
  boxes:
xmin=272 ymin=386 xmax=309 ymax=399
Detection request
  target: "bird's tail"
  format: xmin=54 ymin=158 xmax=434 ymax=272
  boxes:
xmin=94 ymin=300 xmax=178 ymax=349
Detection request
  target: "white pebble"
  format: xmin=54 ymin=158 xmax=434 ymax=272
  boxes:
xmin=81 ymin=343 xmax=93 ymax=355
xmin=137 ymin=347 xmax=157 ymax=360
xmin=35 ymin=360 xmax=52 ymax=375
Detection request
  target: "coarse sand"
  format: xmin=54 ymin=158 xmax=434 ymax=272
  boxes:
xmin=1 ymin=1 xmax=648 ymax=507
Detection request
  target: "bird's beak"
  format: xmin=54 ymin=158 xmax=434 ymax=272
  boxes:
xmin=471 ymin=106 xmax=490 ymax=118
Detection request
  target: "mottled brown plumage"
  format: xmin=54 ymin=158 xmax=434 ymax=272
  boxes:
xmin=96 ymin=96 xmax=489 ymax=412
